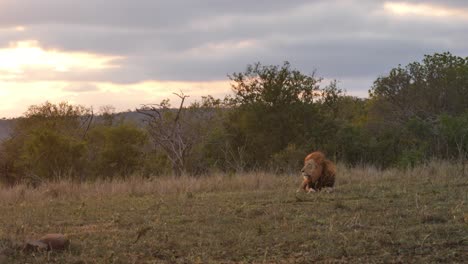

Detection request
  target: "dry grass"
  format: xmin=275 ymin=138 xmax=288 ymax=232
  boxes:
xmin=0 ymin=162 xmax=467 ymax=263
xmin=0 ymin=171 xmax=289 ymax=203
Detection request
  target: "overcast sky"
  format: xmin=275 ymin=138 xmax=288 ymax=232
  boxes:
xmin=0 ymin=0 xmax=467 ymax=117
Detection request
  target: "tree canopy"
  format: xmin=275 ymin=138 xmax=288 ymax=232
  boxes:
xmin=1 ymin=52 xmax=467 ymax=184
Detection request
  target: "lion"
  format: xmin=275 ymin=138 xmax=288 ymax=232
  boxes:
xmin=298 ymin=151 xmax=336 ymax=193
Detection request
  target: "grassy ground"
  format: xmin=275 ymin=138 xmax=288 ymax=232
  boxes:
xmin=0 ymin=163 xmax=467 ymax=263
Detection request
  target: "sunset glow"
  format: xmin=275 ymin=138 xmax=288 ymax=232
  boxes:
xmin=0 ymin=80 xmax=231 ymax=118
xmin=0 ymin=40 xmax=121 ymax=80
xmin=14 ymin=26 xmax=26 ymax=32
xmin=0 ymin=39 xmax=234 ymax=118
xmin=384 ymin=2 xmax=468 ymax=19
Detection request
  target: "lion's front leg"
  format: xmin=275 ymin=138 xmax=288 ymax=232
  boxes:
xmin=298 ymin=176 xmax=317 ymax=193
xmin=297 ymin=177 xmax=309 ymax=193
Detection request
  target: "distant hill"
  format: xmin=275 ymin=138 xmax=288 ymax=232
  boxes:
xmin=0 ymin=119 xmax=13 ymax=140
xmin=116 ymin=111 xmax=146 ymax=124
xmin=0 ymin=112 xmax=146 ymax=141
xmin=0 ymin=111 xmax=174 ymax=141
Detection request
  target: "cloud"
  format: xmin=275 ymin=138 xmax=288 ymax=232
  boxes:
xmin=0 ymin=0 xmax=467 ymax=117
xmin=0 ymin=40 xmax=122 ymax=82
xmin=384 ymin=1 xmax=468 ymax=19
xmin=63 ymin=83 xmax=100 ymax=92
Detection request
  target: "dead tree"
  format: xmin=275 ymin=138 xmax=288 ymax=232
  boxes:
xmin=137 ymin=93 xmax=192 ymax=176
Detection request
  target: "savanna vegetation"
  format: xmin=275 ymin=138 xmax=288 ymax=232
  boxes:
xmin=0 ymin=52 xmax=467 ymax=263
xmin=0 ymin=163 xmax=466 ymax=263
xmin=1 ymin=53 xmax=468 ymax=183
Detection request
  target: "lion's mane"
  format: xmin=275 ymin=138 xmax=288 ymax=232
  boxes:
xmin=300 ymin=151 xmax=336 ymax=192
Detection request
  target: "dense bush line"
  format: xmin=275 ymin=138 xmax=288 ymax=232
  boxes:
xmin=1 ymin=52 xmax=467 ymax=184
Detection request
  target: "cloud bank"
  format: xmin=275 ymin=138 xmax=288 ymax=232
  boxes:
xmin=0 ymin=0 xmax=467 ymax=116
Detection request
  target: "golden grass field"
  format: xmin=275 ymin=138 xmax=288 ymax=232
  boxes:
xmin=0 ymin=162 xmax=467 ymax=263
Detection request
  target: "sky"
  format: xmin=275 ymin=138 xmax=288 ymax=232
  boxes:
xmin=0 ymin=0 xmax=467 ymax=118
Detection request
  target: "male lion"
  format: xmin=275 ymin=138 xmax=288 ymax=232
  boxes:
xmin=298 ymin=151 xmax=336 ymax=193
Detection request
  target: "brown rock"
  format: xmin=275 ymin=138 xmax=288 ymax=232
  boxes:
xmin=23 ymin=240 xmax=48 ymax=252
xmin=0 ymin=253 xmax=8 ymax=264
xmin=38 ymin=234 xmax=70 ymax=251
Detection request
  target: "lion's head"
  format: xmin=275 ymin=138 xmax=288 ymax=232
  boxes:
xmin=301 ymin=158 xmax=320 ymax=183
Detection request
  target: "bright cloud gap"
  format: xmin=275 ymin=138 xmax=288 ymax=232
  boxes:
xmin=0 ymin=40 xmax=122 ymax=80
xmin=384 ymin=1 xmax=468 ymax=19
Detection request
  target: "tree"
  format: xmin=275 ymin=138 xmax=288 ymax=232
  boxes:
xmin=439 ymin=113 xmax=468 ymax=175
xmin=228 ymin=61 xmax=322 ymax=106
xmin=367 ymin=52 xmax=468 ymax=166
xmin=225 ymin=61 xmax=338 ymax=169
xmin=2 ymin=102 xmax=93 ymax=182
xmin=20 ymin=129 xmax=87 ymax=181
xmin=369 ymin=52 xmax=468 ymax=125
xmin=137 ymin=93 xmax=190 ymax=176
xmin=99 ymin=105 xmax=117 ymax=126
xmin=20 ymin=101 xmax=94 ymax=138
xmin=137 ymin=93 xmax=222 ymax=176
xmin=0 ymin=137 xmax=21 ymax=185
xmin=87 ymin=124 xmax=148 ymax=178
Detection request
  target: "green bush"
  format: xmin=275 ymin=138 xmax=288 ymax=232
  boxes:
xmin=87 ymin=124 xmax=148 ymax=178
xmin=271 ymin=144 xmax=306 ymax=174
xmin=20 ymin=128 xmax=87 ymax=180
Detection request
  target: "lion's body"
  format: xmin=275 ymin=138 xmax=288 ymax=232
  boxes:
xmin=300 ymin=151 xmax=336 ymax=192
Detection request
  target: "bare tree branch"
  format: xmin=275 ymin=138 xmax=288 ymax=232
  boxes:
xmin=137 ymin=94 xmax=194 ymax=176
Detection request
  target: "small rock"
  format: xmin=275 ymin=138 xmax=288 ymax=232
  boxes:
xmin=24 ymin=233 xmax=70 ymax=252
